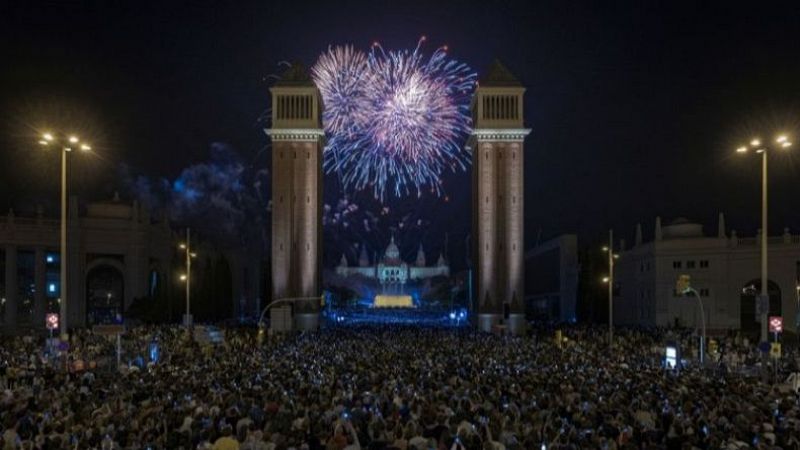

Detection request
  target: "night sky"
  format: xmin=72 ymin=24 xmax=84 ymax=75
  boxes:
xmin=2 ymin=1 xmax=799 ymax=263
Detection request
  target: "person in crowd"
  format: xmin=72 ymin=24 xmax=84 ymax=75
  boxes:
xmin=0 ymin=323 xmax=799 ymax=449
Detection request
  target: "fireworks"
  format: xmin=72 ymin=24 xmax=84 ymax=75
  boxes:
xmin=311 ymin=38 xmax=477 ymax=201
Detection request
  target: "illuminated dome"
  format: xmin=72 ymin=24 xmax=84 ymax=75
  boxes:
xmin=384 ymin=236 xmax=401 ymax=264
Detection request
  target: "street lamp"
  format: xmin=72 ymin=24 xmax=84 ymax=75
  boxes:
xmin=38 ymin=132 xmax=92 ymax=339
xmin=602 ymin=230 xmax=619 ymax=350
xmin=676 ymin=274 xmax=706 ymax=364
xmin=178 ymin=229 xmax=197 ymax=327
xmin=736 ymin=134 xmax=791 ymax=345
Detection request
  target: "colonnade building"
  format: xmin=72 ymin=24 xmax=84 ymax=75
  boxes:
xmin=0 ymin=194 xmax=174 ymax=332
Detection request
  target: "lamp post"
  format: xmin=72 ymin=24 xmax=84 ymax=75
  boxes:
xmin=736 ymin=135 xmax=791 ymax=344
xmin=602 ymin=230 xmax=619 ymax=350
xmin=676 ymin=274 xmax=706 ymax=364
xmin=179 ymin=229 xmax=196 ymax=327
xmin=38 ymin=133 xmax=91 ymax=339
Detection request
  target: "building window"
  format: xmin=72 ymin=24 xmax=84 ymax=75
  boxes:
xmin=673 ymin=261 xmax=682 ymax=269
xmin=700 ymin=260 xmax=709 ymax=268
xmin=700 ymin=288 xmax=710 ymax=297
xmin=687 ymin=260 xmax=696 ymax=269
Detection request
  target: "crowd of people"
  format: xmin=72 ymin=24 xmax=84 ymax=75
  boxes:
xmin=1 ymin=323 xmax=799 ymax=449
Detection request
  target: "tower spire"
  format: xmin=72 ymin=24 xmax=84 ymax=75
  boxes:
xmin=635 ymin=223 xmax=643 ymax=246
xmin=655 ymin=216 xmax=663 ymax=241
xmin=416 ymin=243 xmax=426 ymax=267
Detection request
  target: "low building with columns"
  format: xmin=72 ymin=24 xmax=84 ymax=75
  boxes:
xmin=0 ymin=194 xmax=175 ymax=332
xmin=614 ymin=214 xmax=800 ymax=333
xmin=335 ymin=238 xmax=450 ymax=299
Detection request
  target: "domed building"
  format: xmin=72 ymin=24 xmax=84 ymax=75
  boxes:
xmin=335 ymin=237 xmax=449 ymax=303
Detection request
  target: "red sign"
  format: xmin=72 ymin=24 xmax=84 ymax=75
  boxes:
xmin=769 ymin=316 xmax=783 ymax=333
xmin=45 ymin=313 xmax=59 ymax=330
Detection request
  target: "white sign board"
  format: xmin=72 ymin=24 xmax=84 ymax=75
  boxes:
xmin=665 ymin=346 xmax=678 ymax=369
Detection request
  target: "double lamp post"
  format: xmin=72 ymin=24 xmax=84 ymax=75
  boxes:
xmin=38 ymin=132 xmax=91 ymax=339
xmin=736 ymin=135 xmax=791 ymax=345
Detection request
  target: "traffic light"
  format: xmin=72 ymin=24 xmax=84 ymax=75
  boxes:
xmin=675 ymin=275 xmax=691 ymax=295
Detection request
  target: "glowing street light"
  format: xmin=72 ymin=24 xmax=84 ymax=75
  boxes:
xmin=601 ymin=230 xmax=618 ymax=350
xmin=735 ymin=133 xmax=791 ymax=345
xmin=179 ymin=229 xmax=196 ymax=327
xmin=37 ymin=131 xmax=93 ymax=339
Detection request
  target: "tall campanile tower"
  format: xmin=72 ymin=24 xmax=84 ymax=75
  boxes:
xmin=266 ymin=64 xmax=324 ymax=330
xmin=471 ymin=61 xmax=530 ymax=335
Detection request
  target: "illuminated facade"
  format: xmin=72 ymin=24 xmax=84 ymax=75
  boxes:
xmin=335 ymin=237 xmax=449 ymax=296
xmin=470 ymin=61 xmax=530 ymax=334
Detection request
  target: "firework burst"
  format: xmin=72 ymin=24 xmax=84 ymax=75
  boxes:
xmin=311 ymin=38 xmax=477 ymax=201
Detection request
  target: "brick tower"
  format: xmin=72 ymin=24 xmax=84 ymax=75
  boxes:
xmin=266 ymin=63 xmax=324 ymax=330
xmin=471 ymin=60 xmax=530 ymax=335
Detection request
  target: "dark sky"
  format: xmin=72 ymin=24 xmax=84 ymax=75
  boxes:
xmin=1 ymin=0 xmax=799 ymax=253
